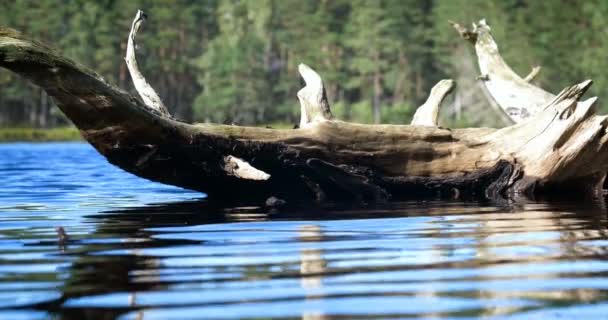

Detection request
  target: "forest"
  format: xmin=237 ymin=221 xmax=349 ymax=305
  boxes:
xmin=1 ymin=0 xmax=607 ymax=129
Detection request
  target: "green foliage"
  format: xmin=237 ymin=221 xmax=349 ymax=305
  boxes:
xmin=381 ymin=103 xmax=415 ymax=124
xmin=2 ymin=0 xmax=608 ymax=128
xmin=349 ymin=101 xmax=374 ymax=124
xmin=193 ymin=0 xmax=271 ymax=124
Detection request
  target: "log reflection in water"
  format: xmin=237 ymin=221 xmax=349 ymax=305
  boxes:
xmin=298 ymin=225 xmax=327 ymax=320
xmin=20 ymin=199 xmax=608 ymax=319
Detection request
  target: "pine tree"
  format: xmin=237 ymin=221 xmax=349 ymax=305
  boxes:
xmin=193 ymin=0 xmax=271 ymax=124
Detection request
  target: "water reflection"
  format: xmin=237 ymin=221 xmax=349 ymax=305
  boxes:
xmin=298 ymin=225 xmax=327 ymax=320
xmin=44 ymin=200 xmax=608 ymax=319
xmin=299 ymin=225 xmax=326 ymax=290
xmin=2 ymin=144 xmax=608 ymax=319
xmin=2 ymin=196 xmax=608 ymax=319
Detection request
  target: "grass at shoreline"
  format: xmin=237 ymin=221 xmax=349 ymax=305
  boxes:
xmin=0 ymin=123 xmax=296 ymax=143
xmin=0 ymin=127 xmax=82 ymax=142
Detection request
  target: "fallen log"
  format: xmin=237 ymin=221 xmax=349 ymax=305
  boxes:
xmin=1 ymin=15 xmax=608 ymax=205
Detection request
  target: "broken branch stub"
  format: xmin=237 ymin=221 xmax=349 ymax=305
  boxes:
xmin=411 ymin=79 xmax=455 ymax=126
xmin=523 ymin=66 xmax=541 ymax=82
xmin=223 ymin=156 xmax=271 ymax=181
xmin=451 ymin=19 xmax=555 ymax=123
xmin=297 ymin=64 xmax=333 ymax=128
xmin=125 ymin=10 xmax=171 ymax=117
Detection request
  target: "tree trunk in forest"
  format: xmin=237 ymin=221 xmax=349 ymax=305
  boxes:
xmin=1 ymin=15 xmax=608 ymax=205
xmin=372 ymin=51 xmax=382 ymax=124
xmin=391 ymin=51 xmax=407 ymax=106
xmin=372 ymin=71 xmax=382 ymax=124
xmin=39 ymin=90 xmax=48 ymax=127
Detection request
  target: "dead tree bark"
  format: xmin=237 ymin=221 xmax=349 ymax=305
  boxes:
xmin=1 ymin=15 xmax=608 ymax=205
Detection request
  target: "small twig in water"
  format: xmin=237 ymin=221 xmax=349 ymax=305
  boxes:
xmin=55 ymin=226 xmax=69 ymax=243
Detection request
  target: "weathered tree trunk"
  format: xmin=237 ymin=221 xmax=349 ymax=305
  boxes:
xmin=1 ymin=15 xmax=608 ymax=205
xmin=452 ymin=19 xmax=608 ymax=191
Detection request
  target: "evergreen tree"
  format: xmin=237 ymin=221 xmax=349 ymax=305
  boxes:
xmin=193 ymin=0 xmax=271 ymax=124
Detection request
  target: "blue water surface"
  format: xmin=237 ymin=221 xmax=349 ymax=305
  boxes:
xmin=1 ymin=142 xmax=608 ymax=319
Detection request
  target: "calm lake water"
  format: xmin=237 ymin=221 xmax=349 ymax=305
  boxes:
xmin=1 ymin=143 xmax=608 ymax=319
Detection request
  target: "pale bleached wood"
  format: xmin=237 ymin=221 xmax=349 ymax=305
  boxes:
xmin=452 ymin=19 xmax=555 ymax=123
xmin=523 ymin=66 xmax=541 ymax=82
xmin=125 ymin=10 xmax=170 ymax=117
xmin=297 ymin=64 xmax=333 ymax=128
xmin=223 ymin=155 xmax=271 ymax=181
xmin=411 ymin=79 xmax=455 ymax=126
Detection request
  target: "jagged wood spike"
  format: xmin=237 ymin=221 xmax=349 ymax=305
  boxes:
xmin=543 ymin=80 xmax=593 ymax=111
xmin=508 ymin=96 xmax=603 ymax=192
xmin=125 ymin=10 xmax=170 ymax=117
xmin=449 ymin=20 xmax=477 ymax=42
xmin=411 ymin=79 xmax=455 ymax=126
xmin=297 ymin=63 xmax=333 ymax=128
